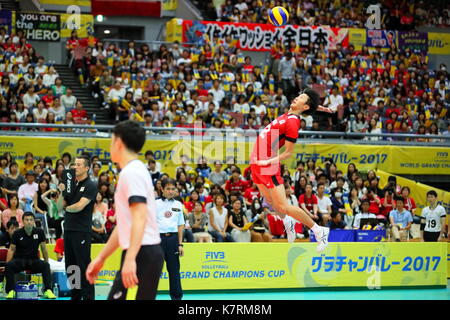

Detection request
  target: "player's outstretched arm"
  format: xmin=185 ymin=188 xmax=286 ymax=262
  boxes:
xmin=316 ymin=105 xmax=335 ymax=113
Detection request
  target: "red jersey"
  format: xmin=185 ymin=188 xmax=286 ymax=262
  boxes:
xmin=299 ymin=194 xmax=318 ymax=212
xmin=71 ymin=109 xmax=87 ymax=124
xmin=403 ymin=197 xmax=416 ymax=213
xmin=225 ymin=179 xmax=247 ymax=194
xmin=380 ymin=198 xmax=395 ymax=217
xmin=251 ymin=113 xmax=300 ymax=163
xmin=54 ymin=238 xmax=64 ymax=255
xmin=244 ymin=187 xmax=261 ymax=203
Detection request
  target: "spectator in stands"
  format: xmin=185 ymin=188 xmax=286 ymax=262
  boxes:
xmin=91 ymin=193 xmax=108 ymax=243
xmin=247 ymin=198 xmax=271 ymax=242
xmin=17 ymin=171 xmax=38 ymax=210
xmin=1 ymin=194 xmax=23 ymax=229
xmin=209 ymin=161 xmax=227 ymax=187
xmin=228 ymin=199 xmax=250 ymax=242
xmin=49 ymin=98 xmax=66 ymax=121
xmin=299 ymin=183 xmax=319 ymax=225
xmin=105 ymin=200 xmax=116 ymax=238
xmin=224 ymin=167 xmax=246 ymax=195
xmin=330 ymin=187 xmax=347 ymax=217
xmin=316 ymin=183 xmax=332 ymax=226
xmin=60 ymin=88 xmax=77 ymax=111
xmin=33 ymin=101 xmax=48 ymax=123
xmin=389 ymin=196 xmax=413 ymax=242
xmin=51 ymin=77 xmax=66 ymax=98
xmin=2 ymin=162 xmax=25 ymax=196
xmin=71 ymin=101 xmax=87 ymax=124
xmin=353 ymin=199 xmax=377 ymax=229
xmin=0 ymin=219 xmax=19 ymax=248
xmin=188 ymin=201 xmax=212 ymax=242
xmin=40 ymin=187 xmax=64 ymax=239
xmin=22 ymin=86 xmax=40 ymax=109
xmin=208 ymin=194 xmax=232 ymax=242
xmin=327 ymin=211 xmax=348 ymax=230
xmin=61 ymin=152 xmax=72 ymax=170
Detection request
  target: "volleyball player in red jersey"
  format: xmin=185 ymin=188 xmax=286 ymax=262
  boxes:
xmin=250 ymin=88 xmax=332 ymax=252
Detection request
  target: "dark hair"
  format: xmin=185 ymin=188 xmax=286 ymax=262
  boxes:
xmin=9 ymin=161 xmax=18 ymax=169
xmin=361 ymin=199 xmax=370 ymax=205
xmin=6 ymin=219 xmax=19 ymax=229
xmin=113 ymin=120 xmax=146 ymax=153
xmin=317 ymin=182 xmax=325 ymax=189
xmin=194 ymin=182 xmax=204 ymax=190
xmin=394 ymin=195 xmax=404 ymax=202
xmin=426 ymin=190 xmax=438 ymax=197
xmin=62 ymin=152 xmax=72 ymax=162
xmin=7 ymin=194 xmax=19 ymax=208
xmin=302 ymin=87 xmax=320 ymax=115
xmin=23 ymin=212 xmax=35 ymax=220
xmin=330 ymin=210 xmax=341 ymax=219
xmin=76 ymin=155 xmax=91 ymax=168
xmin=401 ymin=186 xmax=411 ymax=194
xmin=145 ymin=150 xmax=154 ymax=157
xmin=162 ymin=178 xmax=177 ymax=188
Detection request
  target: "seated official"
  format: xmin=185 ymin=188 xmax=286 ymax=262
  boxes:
xmin=4 ymin=212 xmax=56 ymax=299
xmin=326 ymin=211 xmax=348 ymax=230
xmin=389 ymin=196 xmax=413 ymax=242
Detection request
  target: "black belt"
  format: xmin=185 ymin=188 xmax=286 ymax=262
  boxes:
xmin=160 ymin=232 xmax=178 ymax=237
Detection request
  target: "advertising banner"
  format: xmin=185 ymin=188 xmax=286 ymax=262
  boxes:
xmin=348 ymin=28 xmax=366 ymax=51
xmin=0 ymin=10 xmax=12 ymax=33
xmin=1 ymin=136 xmax=449 ymax=176
xmin=397 ymin=31 xmax=428 ymax=53
xmin=60 ymin=13 xmax=94 ymax=38
xmin=366 ymin=29 xmax=396 ymax=48
xmin=182 ymin=20 xmax=349 ymax=51
xmin=15 ymin=12 xmax=61 ymax=41
xmin=428 ymin=32 xmax=450 ymax=55
xmin=46 ymin=242 xmax=448 ymax=289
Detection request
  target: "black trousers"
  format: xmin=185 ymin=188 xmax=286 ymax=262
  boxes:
xmin=64 ymin=231 xmax=95 ymax=300
xmin=160 ymin=234 xmax=183 ymax=300
xmin=423 ymin=231 xmax=440 ymax=242
xmin=5 ymin=258 xmax=52 ymax=293
xmin=108 ymin=245 xmax=164 ymax=300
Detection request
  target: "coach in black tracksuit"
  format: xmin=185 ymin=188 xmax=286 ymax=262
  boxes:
xmin=59 ymin=155 xmax=97 ymax=300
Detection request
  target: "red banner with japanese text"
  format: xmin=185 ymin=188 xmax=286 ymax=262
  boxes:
xmin=182 ymin=20 xmax=349 ymax=52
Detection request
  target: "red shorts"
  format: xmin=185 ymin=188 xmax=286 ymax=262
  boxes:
xmin=250 ymin=164 xmax=283 ymax=189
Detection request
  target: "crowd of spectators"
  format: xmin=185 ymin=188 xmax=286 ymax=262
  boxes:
xmin=0 ymin=28 xmax=92 ymax=132
xmin=0 ymin=151 xmax=446 ymax=244
xmin=71 ymin=32 xmax=450 ymax=141
xmin=203 ymin=0 xmax=450 ymax=29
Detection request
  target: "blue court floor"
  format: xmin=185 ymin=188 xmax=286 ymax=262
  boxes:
xmin=3 ymin=280 xmax=449 ymax=300
xmin=65 ymin=280 xmax=450 ymax=300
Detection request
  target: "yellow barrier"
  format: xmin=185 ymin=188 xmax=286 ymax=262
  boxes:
xmin=2 ymin=136 xmax=450 ymax=177
xmin=46 ymin=242 xmax=448 ymax=290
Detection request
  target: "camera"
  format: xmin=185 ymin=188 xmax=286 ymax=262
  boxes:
xmin=50 ymin=192 xmax=57 ymax=198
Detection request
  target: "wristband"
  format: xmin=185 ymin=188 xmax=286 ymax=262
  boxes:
xmin=178 ymin=244 xmax=184 ymax=247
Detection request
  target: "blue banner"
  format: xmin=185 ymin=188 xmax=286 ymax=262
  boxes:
xmin=310 ymin=229 xmax=386 ymax=242
xmin=366 ymin=29 xmax=396 ymax=48
xmin=0 ymin=10 xmax=12 ymax=33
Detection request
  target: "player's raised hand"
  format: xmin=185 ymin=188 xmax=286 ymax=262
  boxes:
xmin=317 ymin=105 xmax=335 ymax=113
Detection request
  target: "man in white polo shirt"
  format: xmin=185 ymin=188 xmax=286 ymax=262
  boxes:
xmin=86 ymin=120 xmax=164 ymax=300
